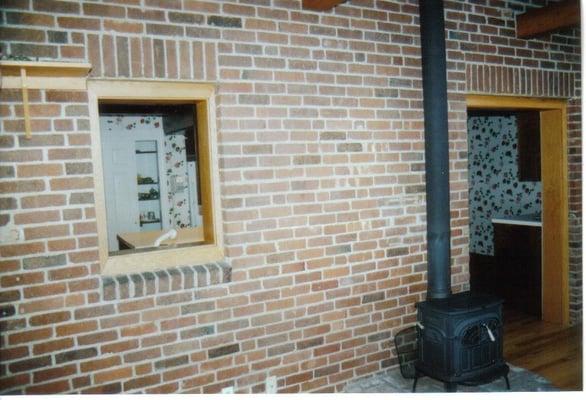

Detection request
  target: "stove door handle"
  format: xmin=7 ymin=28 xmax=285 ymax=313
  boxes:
xmin=483 ymin=323 xmax=495 ymax=342
xmin=416 ymin=322 xmax=424 ymax=330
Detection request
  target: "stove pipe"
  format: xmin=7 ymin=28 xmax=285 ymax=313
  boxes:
xmin=418 ymin=0 xmax=451 ymax=299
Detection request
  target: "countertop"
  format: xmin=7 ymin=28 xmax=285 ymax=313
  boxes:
xmin=117 ymin=227 xmax=204 ymax=249
xmin=492 ymin=213 xmax=542 ymax=227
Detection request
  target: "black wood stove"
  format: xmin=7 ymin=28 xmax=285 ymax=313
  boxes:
xmin=414 ymin=293 xmax=510 ymax=392
xmin=412 ymin=0 xmax=510 ymax=392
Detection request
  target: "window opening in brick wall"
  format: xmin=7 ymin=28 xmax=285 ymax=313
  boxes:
xmin=99 ymin=103 xmax=203 ymax=253
xmin=88 ymin=80 xmax=223 ymax=275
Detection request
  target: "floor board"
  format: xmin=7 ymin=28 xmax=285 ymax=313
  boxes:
xmin=503 ymin=307 xmax=583 ymax=390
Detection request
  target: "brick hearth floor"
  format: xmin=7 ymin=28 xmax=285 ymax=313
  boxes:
xmin=343 ymin=364 xmax=557 ymax=393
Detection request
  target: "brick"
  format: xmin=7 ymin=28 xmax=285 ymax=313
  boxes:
xmin=65 ymin=162 xmax=93 ymax=175
xmin=0 ymin=197 xmax=17 ymax=210
xmin=208 ymin=15 xmax=242 ymax=28
xmin=26 ymin=379 xmax=70 ymax=394
xmin=9 ymin=356 xmax=52 ymax=373
xmin=0 ymin=179 xmax=45 ymax=194
xmin=208 ymin=343 xmax=240 ymax=359
xmin=21 ymin=194 xmax=67 ymax=209
xmin=0 ymin=27 xmax=45 ymax=42
xmin=45 ymin=90 xmax=88 ymax=103
xmin=0 ymin=165 xmax=15 ymax=178
xmin=103 ymin=20 xmax=144 ymax=34
xmin=297 ymin=337 xmax=324 ymax=350
xmin=0 ymin=346 xmax=29 ymax=361
xmin=56 ymin=320 xmax=98 ymax=337
xmin=24 ymin=282 xmax=67 ymax=298
xmin=14 ymin=210 xmax=60 ymax=225
xmin=0 ymin=304 xmax=16 ymax=318
xmin=147 ymin=23 xmax=183 ymax=36
xmin=101 ymin=339 xmax=139 ymax=354
xmin=75 ymin=305 xmax=115 ymax=320
xmin=81 ymin=382 xmax=122 ymax=394
xmin=362 ymin=292 xmax=385 ymax=304
xmin=11 ymin=42 xmax=58 ymax=58
xmin=50 ymin=176 xmax=93 ymax=190
xmin=123 ymin=374 xmax=161 ymax=391
xmin=154 ymin=355 xmax=189 ymax=370
xmin=181 ymin=301 xmax=214 ymax=315
xmin=6 ymin=11 xmax=55 ymax=26
xmin=55 ymin=347 xmax=98 ymax=364
xmin=20 ymin=296 xmax=64 ymax=314
xmin=58 ymin=16 xmax=100 ymax=30
xmin=121 ymin=323 xmax=157 ymax=337
xmin=17 ymin=163 xmax=63 ymax=177
xmin=33 ymin=338 xmax=74 ymax=355
xmin=83 ymin=3 xmax=125 ymax=18
xmin=0 ymin=242 xmax=45 ymax=258
xmin=0 ymin=135 xmax=15 ymax=148
xmin=22 ymin=254 xmax=67 ymax=269
xmin=33 ymin=0 xmax=80 ymax=14
xmin=24 ymin=224 xmax=69 ymax=241
xmin=33 ymin=364 xmax=77 ymax=383
xmin=48 ymin=30 xmax=68 ymax=43
xmin=80 ymin=355 xmax=120 ymax=373
xmin=48 ymin=148 xmax=91 ymax=160
xmin=169 ymin=11 xmax=205 ymax=24
xmin=0 ymin=289 xmax=20 ymax=303
xmin=9 ymin=327 xmax=52 ymax=345
xmin=94 ymin=367 xmax=133 ymax=385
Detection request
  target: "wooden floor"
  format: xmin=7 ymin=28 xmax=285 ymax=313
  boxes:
xmin=503 ymin=308 xmax=583 ymax=391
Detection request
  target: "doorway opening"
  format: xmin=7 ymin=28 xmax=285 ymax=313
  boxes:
xmin=466 ymin=95 xmax=569 ymax=326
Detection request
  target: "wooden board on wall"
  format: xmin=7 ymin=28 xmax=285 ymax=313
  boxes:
xmin=540 ymin=109 xmax=569 ymax=325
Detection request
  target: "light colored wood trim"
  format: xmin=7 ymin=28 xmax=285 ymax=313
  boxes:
xmin=88 ymin=79 xmax=215 ymax=100
xmin=87 ymin=86 xmax=110 ymax=268
xmin=467 ymin=94 xmax=566 ymax=110
xmin=197 ymin=101 xmax=214 ymax=244
xmin=102 ymin=244 xmax=224 ymax=276
xmin=20 ymin=68 xmax=31 ymax=140
xmin=516 ymin=0 xmax=580 ymax=39
xmin=466 ymin=94 xmax=569 ymax=326
xmin=540 ymin=108 xmax=569 ymax=326
xmin=0 ymin=60 xmax=92 ymax=76
xmin=87 ymin=79 xmax=223 ymax=275
xmin=1 ymin=76 xmax=89 ymax=90
xmin=0 ymin=61 xmax=91 ymax=90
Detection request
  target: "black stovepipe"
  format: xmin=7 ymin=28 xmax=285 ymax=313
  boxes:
xmin=418 ymin=0 xmax=452 ymax=300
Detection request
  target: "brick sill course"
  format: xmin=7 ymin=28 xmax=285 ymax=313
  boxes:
xmin=101 ymin=261 xmax=231 ymax=301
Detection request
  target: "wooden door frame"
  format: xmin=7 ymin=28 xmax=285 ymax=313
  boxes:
xmin=466 ymin=94 xmax=569 ymax=326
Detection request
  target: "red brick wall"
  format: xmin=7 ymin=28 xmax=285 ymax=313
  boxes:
xmin=0 ymin=0 xmax=581 ymax=394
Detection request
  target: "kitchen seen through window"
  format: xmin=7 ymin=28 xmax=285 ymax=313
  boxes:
xmin=98 ymin=103 xmax=204 ymax=255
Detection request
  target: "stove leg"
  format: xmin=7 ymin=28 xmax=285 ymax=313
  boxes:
xmin=412 ymin=375 xmax=418 ymax=393
xmin=444 ymin=382 xmax=457 ymax=392
xmin=504 ymin=374 xmax=510 ymax=390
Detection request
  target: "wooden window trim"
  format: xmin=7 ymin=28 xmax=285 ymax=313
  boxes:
xmin=87 ymin=79 xmax=224 ymax=275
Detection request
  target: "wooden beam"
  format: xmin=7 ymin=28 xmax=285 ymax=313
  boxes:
xmin=302 ymin=0 xmax=345 ymax=11
xmin=516 ymin=0 xmax=580 ymax=39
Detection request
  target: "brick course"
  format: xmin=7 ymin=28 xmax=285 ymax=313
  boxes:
xmin=0 ymin=0 xmax=581 ymax=394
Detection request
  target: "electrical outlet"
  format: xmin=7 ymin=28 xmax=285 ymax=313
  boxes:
xmin=0 ymin=225 xmax=23 ymax=244
xmin=221 ymin=386 xmax=234 ymax=394
xmin=266 ymin=376 xmax=277 ymax=394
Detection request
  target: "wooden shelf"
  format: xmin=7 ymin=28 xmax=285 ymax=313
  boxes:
xmin=0 ymin=60 xmax=91 ymax=90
